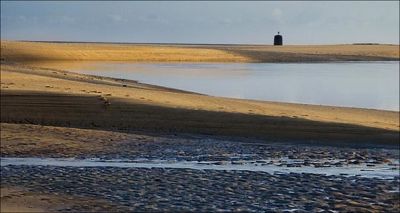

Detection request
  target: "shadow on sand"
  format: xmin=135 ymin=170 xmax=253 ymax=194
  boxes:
xmin=1 ymin=90 xmax=399 ymax=146
xmin=211 ymin=47 xmax=400 ymax=63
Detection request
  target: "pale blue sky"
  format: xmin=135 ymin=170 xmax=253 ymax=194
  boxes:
xmin=1 ymin=1 xmax=399 ymax=44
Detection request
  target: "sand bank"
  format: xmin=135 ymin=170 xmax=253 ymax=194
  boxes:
xmin=1 ymin=40 xmax=399 ymax=63
xmin=1 ymin=63 xmax=398 ymax=143
xmin=0 ymin=186 xmax=117 ymax=212
xmin=1 ymin=41 xmax=399 ymax=143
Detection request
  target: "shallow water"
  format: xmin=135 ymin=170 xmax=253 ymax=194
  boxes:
xmin=70 ymin=61 xmax=399 ymax=111
xmin=2 ymin=157 xmax=398 ymax=179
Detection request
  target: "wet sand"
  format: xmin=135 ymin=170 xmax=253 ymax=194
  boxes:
xmin=1 ymin=187 xmax=46 ymax=213
xmin=1 ymin=41 xmax=399 ymax=211
xmin=0 ymin=186 xmax=119 ymax=212
xmin=1 ymin=123 xmax=399 ymax=158
xmin=2 ymin=166 xmax=399 ymax=212
xmin=1 ymin=123 xmax=399 ymax=212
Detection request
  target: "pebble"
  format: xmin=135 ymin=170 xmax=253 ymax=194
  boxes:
xmin=2 ymin=133 xmax=399 ymax=212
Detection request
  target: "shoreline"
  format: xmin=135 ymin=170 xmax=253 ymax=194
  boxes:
xmin=18 ymin=39 xmax=400 ymax=46
xmin=1 ymin=41 xmax=399 ymax=144
xmin=5 ymin=61 xmax=398 ymax=113
xmin=1 ymin=41 xmax=399 ymax=212
xmin=6 ymin=60 xmax=400 ymax=112
xmin=2 ymin=40 xmax=399 ymax=63
xmin=2 ymin=128 xmax=399 ymax=212
xmin=1 ymin=62 xmax=399 ymax=144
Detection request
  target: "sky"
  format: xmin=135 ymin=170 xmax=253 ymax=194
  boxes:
xmin=1 ymin=1 xmax=399 ymax=45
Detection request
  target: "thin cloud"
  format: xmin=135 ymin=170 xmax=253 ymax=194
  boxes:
xmin=108 ymin=14 xmax=124 ymax=23
xmin=1 ymin=1 xmax=398 ymax=44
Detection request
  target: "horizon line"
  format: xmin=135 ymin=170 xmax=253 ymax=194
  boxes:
xmin=2 ymin=39 xmax=399 ymax=46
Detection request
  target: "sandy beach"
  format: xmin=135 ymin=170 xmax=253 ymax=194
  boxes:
xmin=1 ymin=61 xmax=399 ymax=143
xmin=1 ymin=41 xmax=399 ymax=147
xmin=1 ymin=41 xmax=400 ymax=212
xmin=2 ymin=40 xmax=399 ymax=62
xmin=2 ymin=1 xmax=400 ymax=211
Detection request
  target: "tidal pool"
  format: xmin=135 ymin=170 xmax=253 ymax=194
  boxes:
xmin=69 ymin=61 xmax=399 ymax=111
xmin=1 ymin=157 xmax=398 ymax=179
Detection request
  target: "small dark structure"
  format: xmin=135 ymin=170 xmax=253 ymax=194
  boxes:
xmin=274 ymin=32 xmax=283 ymax=46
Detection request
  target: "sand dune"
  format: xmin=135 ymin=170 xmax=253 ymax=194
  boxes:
xmin=1 ymin=40 xmax=399 ymax=63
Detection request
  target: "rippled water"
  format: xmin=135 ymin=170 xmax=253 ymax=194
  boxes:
xmin=1 ymin=158 xmax=398 ymax=179
xmin=70 ymin=61 xmax=399 ymax=111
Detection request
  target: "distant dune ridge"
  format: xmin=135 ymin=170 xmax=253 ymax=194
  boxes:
xmin=0 ymin=40 xmax=399 ymax=144
xmin=1 ymin=40 xmax=399 ymax=63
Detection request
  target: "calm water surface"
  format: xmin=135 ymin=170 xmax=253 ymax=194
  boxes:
xmin=2 ymin=157 xmax=398 ymax=179
xmin=71 ymin=62 xmax=399 ymax=111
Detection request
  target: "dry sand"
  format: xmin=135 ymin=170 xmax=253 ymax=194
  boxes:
xmin=1 ymin=62 xmax=398 ymax=144
xmin=0 ymin=41 xmax=399 ymax=143
xmin=1 ymin=40 xmax=399 ymax=62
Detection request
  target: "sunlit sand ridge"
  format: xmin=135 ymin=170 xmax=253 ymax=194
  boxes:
xmin=1 ymin=41 xmax=399 ymax=144
xmin=1 ymin=40 xmax=399 ymax=62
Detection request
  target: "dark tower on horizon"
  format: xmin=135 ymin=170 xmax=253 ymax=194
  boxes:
xmin=274 ymin=32 xmax=283 ymax=46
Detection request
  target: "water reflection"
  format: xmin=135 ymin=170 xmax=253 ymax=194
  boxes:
xmin=69 ymin=62 xmax=399 ymax=111
xmin=1 ymin=157 xmax=398 ymax=179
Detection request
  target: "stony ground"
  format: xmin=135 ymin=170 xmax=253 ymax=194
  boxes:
xmin=2 ymin=166 xmax=399 ymax=212
xmin=3 ymin=125 xmax=399 ymax=165
xmin=1 ymin=124 xmax=399 ymax=212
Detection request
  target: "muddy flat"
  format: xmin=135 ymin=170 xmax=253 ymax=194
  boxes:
xmin=2 ymin=123 xmax=399 ymax=212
